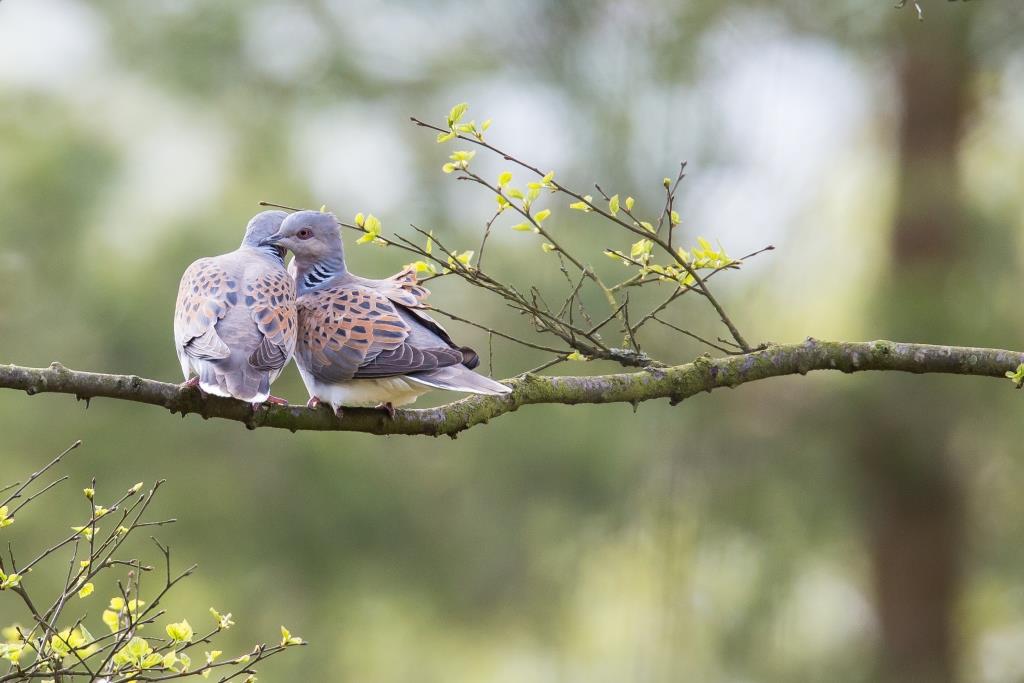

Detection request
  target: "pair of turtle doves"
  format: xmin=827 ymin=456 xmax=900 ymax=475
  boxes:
xmin=173 ymin=210 xmax=510 ymax=416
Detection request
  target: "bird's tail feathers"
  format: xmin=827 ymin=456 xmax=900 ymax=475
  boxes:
xmin=408 ymin=365 xmax=511 ymax=395
xmin=196 ymin=359 xmax=271 ymax=402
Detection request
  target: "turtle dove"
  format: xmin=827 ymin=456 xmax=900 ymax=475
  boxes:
xmin=261 ymin=210 xmax=510 ymax=416
xmin=173 ymin=210 xmax=297 ymax=407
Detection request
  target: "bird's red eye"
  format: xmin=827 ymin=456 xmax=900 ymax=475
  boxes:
xmin=297 ymin=228 xmax=313 ymax=240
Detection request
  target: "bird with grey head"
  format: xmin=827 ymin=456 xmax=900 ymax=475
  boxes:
xmin=173 ymin=210 xmax=298 ymax=408
xmin=261 ymin=209 xmax=510 ymax=417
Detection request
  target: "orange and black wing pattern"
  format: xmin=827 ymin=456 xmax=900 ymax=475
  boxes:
xmin=375 ymin=268 xmax=481 ymax=370
xmin=245 ymin=269 xmax=297 ymax=371
xmin=173 ymin=258 xmax=238 ymax=360
xmin=296 ymin=284 xmax=462 ymax=382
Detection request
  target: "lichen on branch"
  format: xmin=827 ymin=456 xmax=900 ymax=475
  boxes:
xmin=2 ymin=339 xmax=1021 ymax=437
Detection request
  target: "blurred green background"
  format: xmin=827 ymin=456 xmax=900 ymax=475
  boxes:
xmin=2 ymin=1 xmax=1024 ymax=681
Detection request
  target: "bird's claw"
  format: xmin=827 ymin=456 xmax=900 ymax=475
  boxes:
xmin=253 ymin=395 xmax=288 ymax=412
xmin=306 ymin=396 xmax=341 ymax=419
xmin=376 ymin=402 xmax=396 ymax=419
xmin=181 ymin=377 xmax=201 ymax=390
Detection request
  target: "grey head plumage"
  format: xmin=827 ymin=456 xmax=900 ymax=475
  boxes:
xmin=261 ymin=210 xmax=346 ymax=290
xmin=241 ymin=210 xmax=289 ymax=263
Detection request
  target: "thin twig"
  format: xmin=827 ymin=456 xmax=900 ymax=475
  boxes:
xmin=427 ymin=306 xmax=573 ymax=355
xmin=650 ymin=317 xmax=736 ymax=354
xmin=1 ymin=440 xmax=81 ymax=508
xmin=412 ymin=116 xmax=752 ymax=351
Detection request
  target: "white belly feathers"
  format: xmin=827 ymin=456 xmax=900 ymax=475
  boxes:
xmin=296 ymin=364 xmax=430 ymax=409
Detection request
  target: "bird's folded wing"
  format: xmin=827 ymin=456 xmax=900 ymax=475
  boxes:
xmin=174 ymin=258 xmax=238 ymax=360
xmin=297 ymin=285 xmax=463 ymax=383
xmin=374 ymin=268 xmax=480 ymax=368
xmin=245 ymin=269 xmax=297 ymax=371
xmin=374 ymin=266 xmax=430 ymax=308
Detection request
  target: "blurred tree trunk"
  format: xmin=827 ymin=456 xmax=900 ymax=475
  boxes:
xmin=858 ymin=8 xmax=972 ymax=683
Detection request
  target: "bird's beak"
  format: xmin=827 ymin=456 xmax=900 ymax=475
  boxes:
xmin=259 ymin=233 xmax=283 ymax=248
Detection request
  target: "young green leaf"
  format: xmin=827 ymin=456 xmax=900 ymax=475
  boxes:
xmin=447 ymin=102 xmax=469 ymax=126
xmin=630 ymin=239 xmax=653 ymax=262
xmin=166 ymin=619 xmax=194 ymax=644
xmin=102 ymin=609 xmax=120 ymax=633
xmin=449 ymin=150 xmax=476 ymax=163
xmin=0 ymin=570 xmax=22 ymax=590
xmin=209 ymin=607 xmax=235 ymax=630
xmin=406 ymin=261 xmax=437 ymax=274
xmin=281 ymin=625 xmax=304 ymax=647
xmin=569 ymin=195 xmax=593 ymax=212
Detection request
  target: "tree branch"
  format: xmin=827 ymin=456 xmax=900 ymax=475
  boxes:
xmin=1 ymin=340 xmax=1021 ymax=437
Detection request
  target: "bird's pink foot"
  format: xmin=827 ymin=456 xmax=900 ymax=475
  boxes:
xmin=376 ymin=402 xmax=396 ymax=419
xmin=181 ymin=377 xmax=206 ymax=399
xmin=253 ymin=394 xmax=288 ymax=411
xmin=306 ymin=396 xmax=321 ymax=410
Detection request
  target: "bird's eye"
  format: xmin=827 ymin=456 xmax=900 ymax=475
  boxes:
xmin=297 ymin=228 xmax=313 ymax=240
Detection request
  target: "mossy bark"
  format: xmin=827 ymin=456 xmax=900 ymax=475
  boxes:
xmin=1 ymin=339 xmax=1021 ymax=436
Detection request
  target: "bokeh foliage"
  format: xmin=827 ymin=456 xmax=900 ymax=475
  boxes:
xmin=2 ymin=1 xmax=1024 ymax=681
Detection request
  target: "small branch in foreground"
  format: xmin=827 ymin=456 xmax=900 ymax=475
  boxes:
xmin=0 ymin=444 xmax=306 ymax=682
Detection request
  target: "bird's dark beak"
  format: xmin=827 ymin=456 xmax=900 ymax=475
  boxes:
xmin=259 ymin=233 xmax=283 ymax=248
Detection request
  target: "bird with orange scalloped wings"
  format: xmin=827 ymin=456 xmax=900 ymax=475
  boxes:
xmin=262 ymin=210 xmax=509 ymax=417
xmin=173 ymin=211 xmax=297 ymax=408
